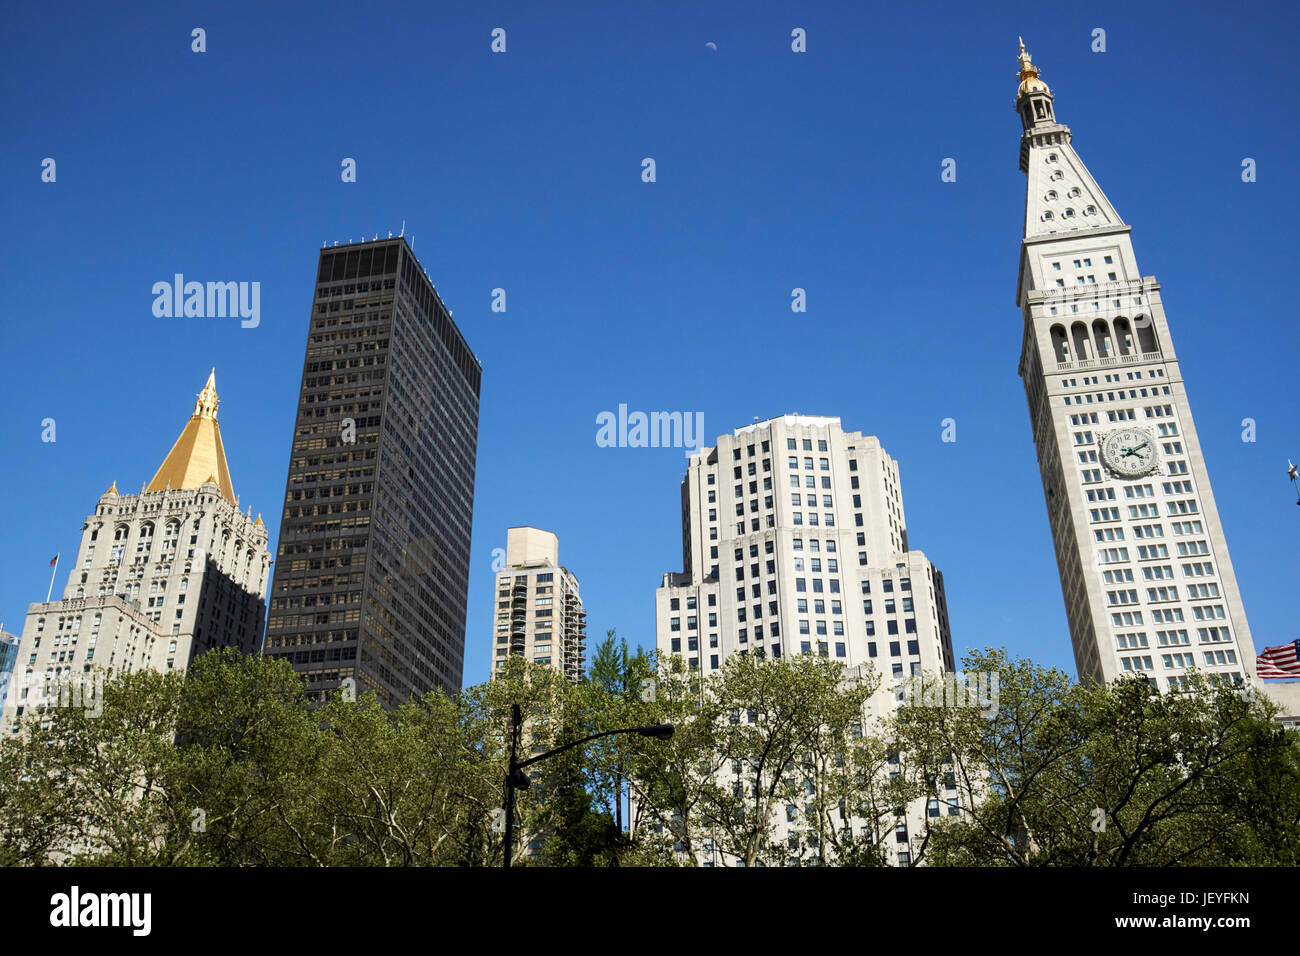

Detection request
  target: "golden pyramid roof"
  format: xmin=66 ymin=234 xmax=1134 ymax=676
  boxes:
xmin=145 ymin=369 xmax=236 ymax=503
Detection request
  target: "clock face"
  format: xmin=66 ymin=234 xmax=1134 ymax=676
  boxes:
xmin=1101 ymin=427 xmax=1159 ymax=477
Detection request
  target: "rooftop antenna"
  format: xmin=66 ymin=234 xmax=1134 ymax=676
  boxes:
xmin=400 ymin=220 xmax=405 ymax=237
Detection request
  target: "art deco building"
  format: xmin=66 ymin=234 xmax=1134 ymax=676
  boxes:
xmin=1012 ymin=41 xmax=1255 ymax=688
xmin=3 ymin=371 xmax=270 ymax=729
xmin=263 ymin=237 xmax=481 ymax=705
xmin=490 ymin=527 xmax=587 ymax=683
xmin=651 ymin=415 xmax=958 ymax=866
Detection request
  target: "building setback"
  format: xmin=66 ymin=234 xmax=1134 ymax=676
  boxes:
xmin=1012 ymin=42 xmax=1255 ymax=688
xmin=263 ymin=237 xmax=481 ymax=705
xmin=3 ymin=371 xmax=270 ymax=730
xmin=490 ymin=526 xmax=587 ymax=684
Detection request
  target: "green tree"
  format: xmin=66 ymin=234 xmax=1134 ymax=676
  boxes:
xmin=894 ymin=647 xmax=1300 ymax=866
xmin=620 ymin=653 xmax=722 ymax=865
xmin=698 ymin=652 xmax=877 ymax=867
xmin=167 ymin=648 xmax=322 ymax=865
xmin=582 ymin=630 xmax=655 ymax=833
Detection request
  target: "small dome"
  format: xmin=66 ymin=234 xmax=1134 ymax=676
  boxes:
xmin=1018 ymin=75 xmax=1050 ymax=96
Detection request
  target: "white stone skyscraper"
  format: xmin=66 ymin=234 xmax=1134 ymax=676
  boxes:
xmin=653 ymin=415 xmax=958 ymax=865
xmin=4 ymin=371 xmax=270 ymax=730
xmin=1013 ymin=41 xmax=1255 ymax=687
xmin=656 ymin=416 xmax=952 ymax=679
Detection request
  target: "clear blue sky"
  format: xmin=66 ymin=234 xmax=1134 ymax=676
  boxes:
xmin=2 ymin=1 xmax=1296 ymax=689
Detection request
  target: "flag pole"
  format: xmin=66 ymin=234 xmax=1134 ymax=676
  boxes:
xmin=46 ymin=554 xmax=58 ymax=603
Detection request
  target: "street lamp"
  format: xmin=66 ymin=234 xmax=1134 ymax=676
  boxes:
xmin=1289 ymin=459 xmax=1299 ymax=506
xmin=501 ymin=703 xmax=674 ymax=867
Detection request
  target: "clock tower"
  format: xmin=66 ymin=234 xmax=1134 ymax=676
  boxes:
xmin=1013 ymin=41 xmax=1256 ymax=687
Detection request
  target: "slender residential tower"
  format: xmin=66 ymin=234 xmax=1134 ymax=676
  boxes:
xmin=1013 ymin=41 xmax=1254 ymax=687
xmin=490 ymin=526 xmax=587 ymax=683
xmin=4 ymin=372 xmax=270 ymax=730
xmin=263 ymin=238 xmax=481 ymax=706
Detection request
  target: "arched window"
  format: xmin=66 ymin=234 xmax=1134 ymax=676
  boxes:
xmin=1113 ymin=318 xmax=1134 ymax=356
xmin=1092 ymin=319 xmax=1112 ymax=357
xmin=1050 ymin=324 xmax=1070 ymax=363
xmin=1071 ymin=322 xmax=1092 ymax=361
xmin=1134 ymin=315 xmax=1158 ymax=353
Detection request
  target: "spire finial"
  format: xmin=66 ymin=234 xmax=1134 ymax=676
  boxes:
xmin=194 ymin=369 xmax=219 ymax=420
xmin=1016 ymin=37 xmax=1050 ymax=98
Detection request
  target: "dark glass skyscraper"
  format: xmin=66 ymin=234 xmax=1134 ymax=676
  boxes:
xmin=264 ymin=237 xmax=481 ymax=705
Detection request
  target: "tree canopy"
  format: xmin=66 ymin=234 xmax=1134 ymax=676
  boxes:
xmin=1 ymin=640 xmax=1295 ymax=866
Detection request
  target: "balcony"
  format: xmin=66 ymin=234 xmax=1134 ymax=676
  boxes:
xmin=1055 ymin=350 xmax=1162 ymax=372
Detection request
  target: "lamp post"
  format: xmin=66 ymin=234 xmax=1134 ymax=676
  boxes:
xmin=1289 ymin=460 xmax=1299 ymax=506
xmin=501 ymin=703 xmax=673 ymax=867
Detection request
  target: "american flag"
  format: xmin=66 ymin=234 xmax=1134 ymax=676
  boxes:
xmin=1257 ymin=640 xmax=1300 ymax=679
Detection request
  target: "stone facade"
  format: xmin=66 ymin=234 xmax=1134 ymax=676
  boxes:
xmin=1014 ymin=42 xmax=1256 ymax=689
xmin=3 ymin=373 xmax=269 ymax=731
xmin=648 ymin=415 xmax=960 ymax=866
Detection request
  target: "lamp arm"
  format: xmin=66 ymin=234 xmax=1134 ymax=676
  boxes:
xmin=516 ymin=726 xmax=652 ymax=770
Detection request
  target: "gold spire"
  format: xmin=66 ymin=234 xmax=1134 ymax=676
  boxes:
xmin=194 ymin=368 xmax=219 ymax=419
xmin=145 ymin=371 xmax=236 ymax=502
xmin=1017 ymin=37 xmax=1050 ymax=97
xmin=104 ymin=480 xmax=118 ymax=496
